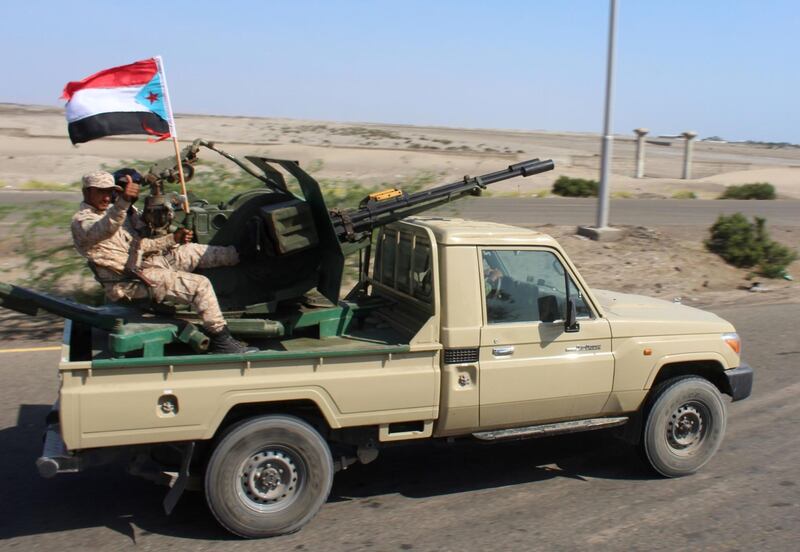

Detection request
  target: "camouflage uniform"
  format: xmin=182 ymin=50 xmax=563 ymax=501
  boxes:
xmin=71 ymin=174 xmax=238 ymax=333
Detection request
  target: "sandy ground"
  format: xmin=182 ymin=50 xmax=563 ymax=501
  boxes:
xmin=2 ymin=103 xmax=800 ymax=198
xmin=0 ymin=103 xmax=797 ymax=340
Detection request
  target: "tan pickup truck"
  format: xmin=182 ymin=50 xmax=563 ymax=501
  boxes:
xmin=39 ymin=217 xmax=752 ymax=538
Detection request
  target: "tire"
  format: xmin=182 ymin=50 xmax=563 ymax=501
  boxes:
xmin=205 ymin=414 xmax=333 ymax=538
xmin=642 ymin=376 xmax=727 ymax=478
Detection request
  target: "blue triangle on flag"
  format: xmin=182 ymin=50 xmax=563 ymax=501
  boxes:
xmin=135 ymin=73 xmax=169 ymax=121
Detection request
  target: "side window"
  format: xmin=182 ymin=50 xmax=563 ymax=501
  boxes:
xmin=483 ymin=250 xmax=590 ymax=324
xmin=373 ymin=229 xmax=434 ymax=306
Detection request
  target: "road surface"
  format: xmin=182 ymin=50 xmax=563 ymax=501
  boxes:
xmin=0 ymin=302 xmax=797 ymax=550
xmin=1 ymin=191 xmax=799 ymax=227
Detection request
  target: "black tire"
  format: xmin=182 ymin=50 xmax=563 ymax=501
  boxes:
xmin=642 ymin=376 xmax=727 ymax=477
xmin=205 ymin=414 xmax=333 ymax=538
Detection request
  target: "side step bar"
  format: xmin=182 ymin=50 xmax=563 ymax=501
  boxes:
xmin=36 ymin=425 xmax=80 ymax=478
xmin=472 ymin=416 xmax=629 ymax=442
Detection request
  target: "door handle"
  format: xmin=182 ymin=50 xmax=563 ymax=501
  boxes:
xmin=492 ymin=346 xmax=515 ymax=357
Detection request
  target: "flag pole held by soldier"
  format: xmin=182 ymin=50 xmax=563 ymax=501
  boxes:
xmin=62 ymin=57 xmax=256 ymax=354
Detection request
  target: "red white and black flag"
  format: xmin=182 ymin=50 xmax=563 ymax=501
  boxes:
xmin=61 ymin=57 xmax=176 ymax=145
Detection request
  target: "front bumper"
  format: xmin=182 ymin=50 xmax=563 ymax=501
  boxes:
xmin=724 ymin=362 xmax=754 ymax=401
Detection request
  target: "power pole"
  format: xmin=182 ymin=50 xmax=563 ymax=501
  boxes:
xmin=578 ymin=0 xmax=623 ymax=241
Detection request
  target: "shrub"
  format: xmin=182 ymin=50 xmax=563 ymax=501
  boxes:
xmin=672 ymin=190 xmax=697 ymax=199
xmin=706 ymin=213 xmax=797 ymax=277
xmin=552 ymin=176 xmax=598 ymax=197
xmin=759 ymin=240 xmax=797 ymax=278
xmin=706 ymin=213 xmax=763 ymax=267
xmin=719 ymin=182 xmax=776 ymax=200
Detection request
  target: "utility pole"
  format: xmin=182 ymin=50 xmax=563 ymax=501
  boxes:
xmin=682 ymin=131 xmax=697 ymax=179
xmin=634 ymin=128 xmax=648 ymax=178
xmin=578 ymin=0 xmax=623 ymax=241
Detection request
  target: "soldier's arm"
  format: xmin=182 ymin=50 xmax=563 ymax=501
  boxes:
xmin=127 ymin=208 xmax=177 ymax=253
xmin=73 ymin=197 xmax=131 ymax=248
xmin=139 ymin=233 xmax=177 ymax=253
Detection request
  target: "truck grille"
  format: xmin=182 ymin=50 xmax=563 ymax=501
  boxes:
xmin=444 ymin=348 xmax=479 ymax=364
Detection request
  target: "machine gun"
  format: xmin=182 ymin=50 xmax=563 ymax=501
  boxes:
xmin=329 ymin=158 xmax=554 ymax=243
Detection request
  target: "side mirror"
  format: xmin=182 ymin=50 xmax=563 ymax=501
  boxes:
xmin=565 ymin=299 xmax=580 ymax=333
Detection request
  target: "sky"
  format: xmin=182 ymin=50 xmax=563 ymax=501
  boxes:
xmin=1 ymin=0 xmax=798 ymax=143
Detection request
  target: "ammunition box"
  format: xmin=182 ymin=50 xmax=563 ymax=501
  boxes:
xmin=259 ymin=200 xmax=319 ymax=255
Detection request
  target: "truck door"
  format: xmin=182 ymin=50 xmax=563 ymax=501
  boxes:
xmin=478 ymin=248 xmax=613 ymax=428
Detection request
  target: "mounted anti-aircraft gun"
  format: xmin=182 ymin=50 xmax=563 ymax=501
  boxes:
xmin=0 ymin=140 xmax=554 ymax=358
xmin=157 ymin=139 xmax=554 ymax=307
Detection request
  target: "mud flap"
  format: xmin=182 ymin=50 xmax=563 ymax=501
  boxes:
xmin=163 ymin=442 xmax=195 ymax=515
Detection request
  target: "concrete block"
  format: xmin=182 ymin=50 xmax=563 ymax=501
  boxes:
xmin=576 ymin=225 xmax=626 ymax=242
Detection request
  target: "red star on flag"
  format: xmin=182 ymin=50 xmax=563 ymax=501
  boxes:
xmin=146 ymin=91 xmax=159 ymax=104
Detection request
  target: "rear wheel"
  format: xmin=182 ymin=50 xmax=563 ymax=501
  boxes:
xmin=205 ymin=415 xmax=333 ymax=538
xmin=642 ymin=376 xmax=727 ymax=477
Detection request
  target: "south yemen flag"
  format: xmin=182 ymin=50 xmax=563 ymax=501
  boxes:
xmin=62 ymin=57 xmax=174 ymax=144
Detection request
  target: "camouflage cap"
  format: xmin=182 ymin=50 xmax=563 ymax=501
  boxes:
xmin=82 ymin=171 xmax=121 ymax=191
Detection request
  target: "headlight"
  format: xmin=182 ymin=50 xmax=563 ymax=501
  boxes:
xmin=722 ymin=332 xmax=741 ymax=355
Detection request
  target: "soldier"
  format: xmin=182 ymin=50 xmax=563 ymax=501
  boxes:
xmin=71 ymin=170 xmax=256 ymax=354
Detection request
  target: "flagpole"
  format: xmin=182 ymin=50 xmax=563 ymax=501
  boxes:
xmin=155 ymin=56 xmax=190 ymax=214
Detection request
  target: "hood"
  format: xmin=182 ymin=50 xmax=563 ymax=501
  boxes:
xmin=593 ymin=289 xmax=735 ymax=338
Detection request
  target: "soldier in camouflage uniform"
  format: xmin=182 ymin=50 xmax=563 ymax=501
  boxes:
xmin=71 ymin=170 xmax=255 ymax=354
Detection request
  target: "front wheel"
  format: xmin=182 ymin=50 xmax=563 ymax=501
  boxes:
xmin=205 ymin=415 xmax=333 ymax=538
xmin=642 ymin=376 xmax=727 ymax=477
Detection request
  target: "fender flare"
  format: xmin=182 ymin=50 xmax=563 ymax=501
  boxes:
xmin=644 ymin=351 xmax=730 ymax=390
xmin=203 ymin=386 xmax=342 ymax=439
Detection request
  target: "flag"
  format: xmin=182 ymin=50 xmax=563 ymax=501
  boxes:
xmin=62 ymin=57 xmax=175 ymax=145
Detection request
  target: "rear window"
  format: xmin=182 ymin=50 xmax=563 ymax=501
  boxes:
xmin=374 ymin=228 xmax=433 ymax=305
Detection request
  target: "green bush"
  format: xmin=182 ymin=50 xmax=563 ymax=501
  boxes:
xmin=672 ymin=190 xmax=697 ymax=199
xmin=759 ymin=240 xmax=797 ymax=278
xmin=719 ymin=182 xmax=776 ymax=200
xmin=706 ymin=213 xmax=763 ymax=267
xmin=551 ymin=176 xmax=598 ymax=197
xmin=706 ymin=213 xmax=797 ymax=277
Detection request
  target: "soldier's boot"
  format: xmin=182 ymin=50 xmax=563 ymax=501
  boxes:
xmin=209 ymin=327 xmax=258 ymax=354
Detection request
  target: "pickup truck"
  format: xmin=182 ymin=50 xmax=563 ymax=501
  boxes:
xmin=36 ymin=216 xmax=753 ymax=538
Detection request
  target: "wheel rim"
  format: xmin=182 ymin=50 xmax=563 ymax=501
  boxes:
xmin=665 ymin=401 xmax=709 ymax=455
xmin=237 ymin=447 xmax=305 ymax=513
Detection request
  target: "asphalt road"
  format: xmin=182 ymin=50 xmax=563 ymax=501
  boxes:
xmin=1 ymin=191 xmax=799 ymax=227
xmin=439 ymin=197 xmax=800 ymax=227
xmin=0 ymin=302 xmax=798 ymax=551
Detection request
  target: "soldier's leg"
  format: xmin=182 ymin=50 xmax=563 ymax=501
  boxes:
xmin=170 ymin=243 xmax=239 ymax=272
xmin=146 ymin=268 xmax=227 ymax=333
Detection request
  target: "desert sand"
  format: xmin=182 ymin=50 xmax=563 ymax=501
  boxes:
xmin=1 ymin=103 xmax=799 ymax=198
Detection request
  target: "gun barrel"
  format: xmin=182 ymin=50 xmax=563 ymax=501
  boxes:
xmin=332 ymin=158 xmax=554 ymax=240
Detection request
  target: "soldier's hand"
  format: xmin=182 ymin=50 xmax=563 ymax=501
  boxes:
xmin=121 ymin=175 xmax=140 ymax=202
xmin=486 ymin=268 xmax=503 ymax=283
xmin=173 ymin=227 xmax=194 ymax=244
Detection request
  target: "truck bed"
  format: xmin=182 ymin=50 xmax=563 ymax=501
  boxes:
xmin=59 ymin=316 xmax=441 ymax=451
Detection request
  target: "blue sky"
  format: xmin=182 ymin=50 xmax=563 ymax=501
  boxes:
xmin=1 ymin=0 xmax=798 ymax=142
